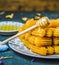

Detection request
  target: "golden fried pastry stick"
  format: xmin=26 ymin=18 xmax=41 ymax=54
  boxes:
xmin=18 ymin=18 xmax=37 ymax=32
xmin=48 ymin=19 xmax=59 ymax=28
xmin=28 ymin=36 xmax=52 ymax=46
xmin=18 ymin=17 xmax=50 ymax=39
xmin=24 ymin=31 xmax=31 ymax=40
xmin=53 ymin=38 xmax=59 ymax=45
xmin=54 ymin=46 xmax=59 ymax=54
xmin=18 ymin=19 xmax=35 ymax=39
xmin=18 ymin=19 xmax=37 ymax=39
xmin=46 ymin=28 xmax=55 ymax=37
xmin=20 ymin=39 xmax=59 ymax=56
xmin=54 ymin=27 xmax=59 ymax=37
xmin=28 ymin=36 xmax=35 ymax=45
xmin=23 ymin=19 xmax=37 ymax=30
xmin=21 ymin=39 xmax=47 ymax=56
xmin=32 ymin=27 xmax=46 ymax=37
xmin=34 ymin=37 xmax=52 ymax=46
xmin=19 ymin=17 xmax=50 ymax=31
xmin=47 ymin=46 xmax=54 ymax=55
xmin=18 ymin=25 xmax=25 ymax=39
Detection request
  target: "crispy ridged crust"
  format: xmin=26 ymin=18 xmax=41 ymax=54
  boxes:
xmin=20 ymin=39 xmax=59 ymax=56
xmin=53 ymin=38 xmax=59 ymax=45
xmin=21 ymin=39 xmax=47 ymax=56
xmin=28 ymin=36 xmax=52 ymax=46
xmin=18 ymin=18 xmax=59 ymax=56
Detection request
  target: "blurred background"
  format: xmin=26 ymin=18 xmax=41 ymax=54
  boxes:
xmin=0 ymin=0 xmax=59 ymax=11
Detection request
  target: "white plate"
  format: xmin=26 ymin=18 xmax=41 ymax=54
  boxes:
xmin=0 ymin=21 xmax=23 ymax=35
xmin=9 ymin=38 xmax=59 ymax=59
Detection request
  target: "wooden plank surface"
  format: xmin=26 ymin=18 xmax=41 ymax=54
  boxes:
xmin=0 ymin=0 xmax=59 ymax=11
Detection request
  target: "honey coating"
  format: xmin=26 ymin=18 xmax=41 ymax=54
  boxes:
xmin=18 ymin=17 xmax=59 ymax=56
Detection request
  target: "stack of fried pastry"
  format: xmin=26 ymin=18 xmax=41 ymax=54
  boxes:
xmin=18 ymin=18 xmax=59 ymax=56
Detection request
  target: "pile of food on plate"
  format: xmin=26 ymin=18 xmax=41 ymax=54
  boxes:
xmin=18 ymin=14 xmax=59 ymax=56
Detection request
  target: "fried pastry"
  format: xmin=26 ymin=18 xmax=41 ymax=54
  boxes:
xmin=18 ymin=17 xmax=59 ymax=56
xmin=23 ymin=19 xmax=37 ymax=30
xmin=47 ymin=46 xmax=54 ymax=55
xmin=21 ymin=39 xmax=47 ymax=56
xmin=46 ymin=28 xmax=55 ymax=37
xmin=32 ymin=27 xmax=46 ymax=37
xmin=34 ymin=37 xmax=52 ymax=46
xmin=24 ymin=31 xmax=31 ymax=40
xmin=53 ymin=38 xmax=59 ymax=45
xmin=48 ymin=19 xmax=59 ymax=28
xmin=28 ymin=36 xmax=35 ymax=45
xmin=20 ymin=38 xmax=59 ymax=56
xmin=28 ymin=36 xmax=52 ymax=46
xmin=54 ymin=46 xmax=59 ymax=54
xmin=54 ymin=27 xmax=59 ymax=37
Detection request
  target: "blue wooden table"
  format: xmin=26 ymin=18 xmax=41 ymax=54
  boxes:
xmin=0 ymin=11 xmax=59 ymax=65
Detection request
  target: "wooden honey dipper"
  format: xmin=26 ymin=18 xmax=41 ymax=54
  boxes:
xmin=0 ymin=17 xmax=50 ymax=45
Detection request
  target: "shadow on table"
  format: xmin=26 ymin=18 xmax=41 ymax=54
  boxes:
xmin=13 ymin=51 xmax=59 ymax=64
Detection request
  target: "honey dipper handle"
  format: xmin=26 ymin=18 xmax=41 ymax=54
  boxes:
xmin=0 ymin=25 xmax=37 ymax=45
